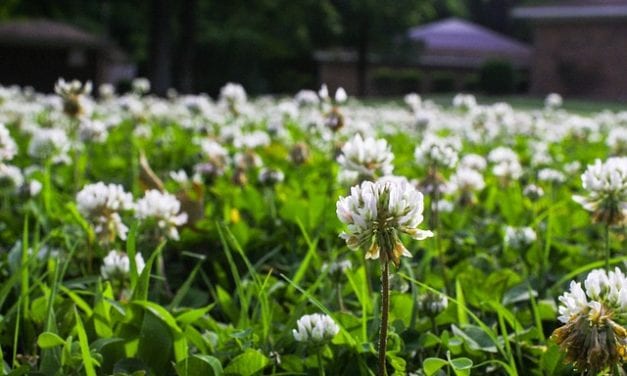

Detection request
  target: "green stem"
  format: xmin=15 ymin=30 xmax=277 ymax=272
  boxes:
xmin=604 ymin=223 xmax=610 ymax=271
xmin=316 ymin=347 xmax=325 ymax=376
xmin=378 ymin=259 xmax=389 ymax=376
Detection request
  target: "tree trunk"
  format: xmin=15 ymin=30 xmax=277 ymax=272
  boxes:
xmin=177 ymin=0 xmax=197 ymax=93
xmin=148 ymin=0 xmax=172 ymax=96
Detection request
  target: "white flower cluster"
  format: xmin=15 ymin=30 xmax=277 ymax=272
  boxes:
xmin=414 ymin=135 xmax=461 ymax=169
xmin=258 ymin=167 xmax=284 ymax=186
xmin=337 ymin=134 xmax=394 ymax=184
xmin=450 ymin=167 xmax=485 ymax=192
xmin=318 ymin=84 xmax=347 ymax=104
xmin=101 ymin=250 xmax=146 ymax=280
xmin=220 ymin=82 xmax=247 ymax=106
xmin=0 ymin=123 xmax=17 ymax=161
xmin=136 ymin=190 xmax=188 ymax=240
xmin=28 ymin=128 xmax=71 ymax=164
xmin=292 ymin=313 xmax=339 ymax=344
xmin=452 ymin=93 xmax=477 ymax=111
xmin=572 ymin=157 xmax=627 ymax=224
xmin=76 ymin=183 xmax=134 ymax=242
xmin=54 ymin=78 xmax=93 ymax=117
xmin=545 ymin=93 xmax=563 ymax=109
xmin=607 ymin=127 xmax=627 ymax=153
xmin=558 ymin=268 xmax=627 ymax=323
xmin=132 ymin=77 xmax=151 ymax=95
xmin=488 ymin=146 xmax=522 ymax=180
xmin=504 ymin=226 xmax=536 ymax=249
xmin=538 ymin=168 xmax=566 ymax=184
xmin=336 ymin=179 xmax=433 ymax=264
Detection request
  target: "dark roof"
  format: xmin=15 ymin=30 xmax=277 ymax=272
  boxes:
xmin=0 ymin=19 xmax=104 ymax=48
xmin=512 ymin=2 xmax=627 ymax=20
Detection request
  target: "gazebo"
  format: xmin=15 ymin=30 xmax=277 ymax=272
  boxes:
xmin=316 ymin=18 xmax=532 ymax=96
xmin=0 ymin=19 xmax=134 ymax=92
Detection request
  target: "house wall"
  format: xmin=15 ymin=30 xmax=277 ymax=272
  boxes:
xmin=530 ymin=20 xmax=627 ymax=100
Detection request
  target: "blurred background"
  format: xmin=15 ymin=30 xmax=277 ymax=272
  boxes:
xmin=0 ymin=0 xmax=625 ymax=100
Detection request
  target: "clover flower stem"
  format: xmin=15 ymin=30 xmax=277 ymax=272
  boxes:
xmin=604 ymin=223 xmax=610 ymax=271
xmin=316 ymin=347 xmax=325 ymax=376
xmin=378 ymin=258 xmax=390 ymax=376
xmin=336 ymin=282 xmax=345 ymax=312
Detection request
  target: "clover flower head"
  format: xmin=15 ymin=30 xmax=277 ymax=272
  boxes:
xmin=553 ymin=268 xmax=627 ymax=374
xmin=337 ymin=134 xmax=394 ymax=184
xmin=538 ymin=168 xmax=566 ymax=184
xmin=572 ymin=157 xmax=627 ymax=225
xmin=28 ymin=128 xmax=71 ymax=164
xmin=294 ymin=90 xmax=319 ymax=107
xmin=0 ymin=123 xmax=17 ymax=161
xmin=459 ymin=154 xmax=487 ymax=171
xmin=504 ymin=226 xmax=536 ymax=249
xmin=132 ymin=77 xmax=151 ymax=95
xmin=414 ymin=135 xmax=461 ymax=169
xmin=292 ymin=313 xmax=339 ymax=344
xmin=54 ymin=78 xmax=92 ymax=117
xmin=258 ymin=167 xmax=284 ymax=186
xmin=607 ymin=127 xmax=627 ymax=153
xmin=135 ymin=190 xmax=188 ymax=240
xmin=101 ymin=250 xmax=145 ymax=280
xmin=523 ymin=184 xmax=544 ymax=200
xmin=545 ymin=93 xmax=563 ymax=109
xmin=336 ymin=179 xmax=433 ymax=266
xmin=76 ymin=182 xmax=134 ymax=243
xmin=452 ymin=93 xmax=477 ymax=111
xmin=450 ymin=167 xmax=485 ymax=192
xmin=0 ymin=164 xmax=23 ymax=190
xmin=219 ymin=82 xmax=247 ymax=105
xmin=417 ymin=291 xmax=449 ymax=317
xmin=404 ymin=93 xmax=421 ymax=112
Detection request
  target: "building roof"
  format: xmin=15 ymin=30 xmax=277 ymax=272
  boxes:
xmin=512 ymin=3 xmax=627 ymax=20
xmin=0 ymin=19 xmax=104 ymax=48
xmin=406 ymin=18 xmax=532 ymax=68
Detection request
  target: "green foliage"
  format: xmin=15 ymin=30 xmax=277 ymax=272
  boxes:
xmin=479 ymin=59 xmax=516 ymax=94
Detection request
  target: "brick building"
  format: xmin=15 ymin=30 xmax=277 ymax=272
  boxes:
xmin=513 ymin=1 xmax=627 ymax=100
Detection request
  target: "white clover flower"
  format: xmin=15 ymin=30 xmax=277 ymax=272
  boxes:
xmin=504 ymin=226 xmax=536 ymax=249
xmin=523 ymin=184 xmax=544 ymax=200
xmin=54 ymin=78 xmax=93 ymax=117
xmin=336 ymin=179 xmax=433 ymax=266
xmin=135 ymin=190 xmax=188 ymax=240
xmin=292 ymin=313 xmax=339 ymax=344
xmin=572 ymin=157 xmax=627 ymax=225
xmin=553 ymin=268 xmax=627 ymax=373
xmin=452 ymin=93 xmax=477 ymax=111
xmin=335 ymin=87 xmax=348 ymax=103
xmin=234 ymin=130 xmax=271 ymax=149
xmin=0 ymin=164 xmax=24 ymax=189
xmin=337 ymin=134 xmax=394 ymax=183
xmin=78 ymin=119 xmax=108 ymax=143
xmin=101 ymin=250 xmax=146 ymax=280
xmin=435 ymin=199 xmax=454 ymax=213
xmin=98 ymin=83 xmax=115 ymax=99
xmin=488 ymin=146 xmax=519 ymax=165
xmin=294 ymin=90 xmax=319 ymax=106
xmin=459 ymin=154 xmax=487 ymax=171
xmin=564 ymin=161 xmax=581 ymax=175
xmin=0 ymin=123 xmax=17 ymax=161
xmin=326 ymin=259 xmax=352 ymax=276
xmin=414 ymin=135 xmax=461 ymax=169
xmin=132 ymin=77 xmax=151 ymax=95
xmin=492 ymin=160 xmax=523 ymax=181
xmin=450 ymin=167 xmax=485 ymax=192
xmin=545 ymin=93 xmax=563 ymax=109
xmin=318 ymin=84 xmax=329 ymax=101
xmin=607 ymin=127 xmax=627 ymax=153
xmin=27 ymin=128 xmax=71 ymax=164
xmin=258 ymin=167 xmax=284 ymax=186
xmin=404 ymin=93 xmax=421 ymax=112
xmin=219 ymin=82 xmax=247 ymax=106
xmin=76 ymin=182 xmax=134 ymax=242
xmin=538 ymin=168 xmax=566 ymax=184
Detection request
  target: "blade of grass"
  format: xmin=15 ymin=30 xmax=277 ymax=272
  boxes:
xmin=74 ymin=307 xmax=97 ymax=376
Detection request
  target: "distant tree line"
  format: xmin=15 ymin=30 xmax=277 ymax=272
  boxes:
xmin=0 ymin=0 xmax=528 ymax=96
